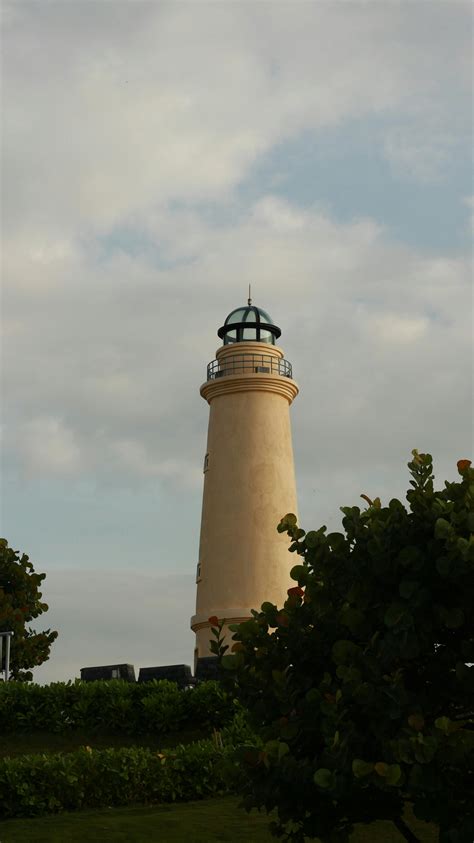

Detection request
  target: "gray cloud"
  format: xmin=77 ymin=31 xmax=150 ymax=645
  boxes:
xmin=2 ymin=2 xmax=471 ymax=679
xmin=3 ymin=2 xmax=470 ymax=232
xmin=4 ymin=197 xmax=471 ymax=515
xmin=31 ymin=569 xmax=196 ymax=684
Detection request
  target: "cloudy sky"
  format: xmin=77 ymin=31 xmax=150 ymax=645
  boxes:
xmin=1 ymin=1 xmax=472 ymax=683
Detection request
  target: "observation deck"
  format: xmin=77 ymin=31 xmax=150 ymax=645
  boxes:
xmin=206 ymin=352 xmax=293 ymax=381
xmin=200 ymin=301 xmax=297 ymax=403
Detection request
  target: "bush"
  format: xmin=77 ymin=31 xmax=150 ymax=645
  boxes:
xmin=0 ymin=540 xmax=58 ymax=681
xmin=0 ymin=679 xmax=234 ymax=736
xmin=214 ymin=453 xmax=474 ymax=843
xmin=184 ymin=680 xmax=235 ymax=729
xmin=0 ymin=738 xmax=233 ymax=818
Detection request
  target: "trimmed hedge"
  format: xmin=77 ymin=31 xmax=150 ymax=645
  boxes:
xmin=0 ymin=680 xmax=234 ymax=735
xmin=0 ymin=738 xmax=235 ymax=819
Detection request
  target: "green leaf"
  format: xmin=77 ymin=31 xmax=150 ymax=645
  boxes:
xmin=337 ymin=665 xmax=361 ymax=683
xmin=435 ymin=716 xmax=451 ymax=734
xmin=278 ymin=513 xmax=298 ymax=533
xmin=440 ymin=607 xmax=464 ymax=629
xmin=313 ymin=768 xmax=335 ymax=789
xmin=352 ymin=759 xmax=374 ymax=778
xmin=340 ymin=607 xmax=365 ymax=634
xmin=436 ymin=557 xmax=451 ymax=577
xmin=374 ymin=762 xmax=389 ymax=777
xmin=220 ymin=655 xmax=237 ymax=670
xmin=332 ymin=639 xmax=360 ymax=666
xmin=353 ymin=682 xmax=375 ymax=705
xmin=434 ymin=716 xmax=464 ymax=735
xmin=305 ymin=531 xmax=320 ymax=548
xmin=408 ymin=713 xmax=425 ymax=732
xmin=289 ymin=565 xmax=307 ymax=584
xmin=264 ymin=739 xmax=290 ymax=761
xmin=399 ymin=580 xmax=418 ymax=599
xmin=434 ymin=518 xmax=451 ymax=539
xmin=327 ymin=532 xmax=346 ymax=550
xmin=400 ymin=632 xmax=420 ymax=659
xmin=385 ymin=764 xmax=402 ymax=786
xmin=413 ymin=735 xmax=438 ymax=763
xmin=278 ymin=742 xmax=290 ymax=760
xmin=397 ymin=546 xmax=423 ymax=568
xmin=384 ymin=602 xmax=412 ymax=629
xmin=305 ymin=688 xmax=322 ymax=704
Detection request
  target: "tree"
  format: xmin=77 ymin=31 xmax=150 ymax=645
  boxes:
xmin=0 ymin=539 xmax=58 ymax=681
xmin=211 ymin=452 xmax=474 ymax=843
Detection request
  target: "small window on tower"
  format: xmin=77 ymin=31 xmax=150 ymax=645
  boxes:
xmin=203 ymin=453 xmax=209 ymax=472
xmin=196 ymin=562 xmax=202 ymax=582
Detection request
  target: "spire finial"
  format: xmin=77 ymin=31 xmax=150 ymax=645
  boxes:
xmin=248 ymin=284 xmax=252 ymax=306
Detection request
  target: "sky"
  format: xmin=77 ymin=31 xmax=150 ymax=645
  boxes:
xmin=1 ymin=1 xmax=472 ymax=684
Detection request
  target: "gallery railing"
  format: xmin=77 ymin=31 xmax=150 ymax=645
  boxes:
xmin=207 ymin=354 xmax=293 ymax=381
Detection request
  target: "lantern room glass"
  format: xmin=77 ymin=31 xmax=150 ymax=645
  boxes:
xmin=218 ymin=305 xmax=281 ymax=345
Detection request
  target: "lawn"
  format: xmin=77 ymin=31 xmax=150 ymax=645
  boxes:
xmin=0 ymin=733 xmax=438 ymax=842
xmin=0 ymin=798 xmax=438 ymax=843
xmin=0 ymin=798 xmax=273 ymax=843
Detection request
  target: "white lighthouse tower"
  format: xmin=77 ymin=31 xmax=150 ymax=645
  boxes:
xmin=190 ymin=297 xmax=299 ymax=668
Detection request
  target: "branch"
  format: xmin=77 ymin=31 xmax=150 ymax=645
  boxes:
xmin=393 ymin=817 xmax=420 ymax=843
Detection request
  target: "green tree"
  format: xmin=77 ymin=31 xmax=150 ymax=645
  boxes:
xmin=0 ymin=540 xmax=58 ymax=681
xmin=212 ymin=453 xmax=474 ymax=843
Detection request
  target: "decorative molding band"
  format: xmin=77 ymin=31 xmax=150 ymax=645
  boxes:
xmin=200 ymin=373 xmax=299 ymax=405
xmin=216 ymin=342 xmax=284 ymax=361
xmin=190 ymin=609 xmax=254 ymax=632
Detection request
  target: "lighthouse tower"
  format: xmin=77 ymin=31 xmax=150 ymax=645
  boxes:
xmin=190 ymin=298 xmax=299 ymax=666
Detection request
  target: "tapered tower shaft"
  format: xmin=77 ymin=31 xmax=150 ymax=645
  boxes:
xmin=190 ymin=306 xmax=298 ymax=663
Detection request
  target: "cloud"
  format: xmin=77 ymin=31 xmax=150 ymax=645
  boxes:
xmin=383 ymin=126 xmax=457 ymax=182
xmin=367 ymin=313 xmax=429 ymax=344
xmin=3 ymin=198 xmax=471 ymax=497
xmin=31 ymin=568 xmax=196 ymax=684
xmin=14 ymin=417 xmax=82 ymax=476
xmin=465 ymin=196 xmax=474 ymax=235
xmin=3 ymin=2 xmax=470 ymax=234
xmin=1 ymin=2 xmax=471 ymax=679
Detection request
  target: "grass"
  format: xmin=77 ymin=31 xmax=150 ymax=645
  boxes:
xmin=0 ymin=734 xmax=438 ymax=842
xmin=0 ymin=798 xmax=439 ymax=843
xmin=0 ymin=728 xmax=206 ymax=758
xmin=0 ymin=798 xmax=273 ymax=842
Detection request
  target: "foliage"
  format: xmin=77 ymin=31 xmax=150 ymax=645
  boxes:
xmin=0 ymin=539 xmax=58 ymax=681
xmin=183 ymin=677 xmax=234 ymax=729
xmin=212 ymin=453 xmax=474 ymax=843
xmin=0 ymin=678 xmax=234 ymax=735
xmin=0 ymin=737 xmax=234 ymax=818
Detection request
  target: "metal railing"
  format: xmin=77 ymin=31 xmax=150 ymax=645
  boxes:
xmin=0 ymin=631 xmax=14 ymax=682
xmin=207 ymin=354 xmax=293 ymax=381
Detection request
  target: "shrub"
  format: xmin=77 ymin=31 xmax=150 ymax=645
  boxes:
xmin=213 ymin=453 xmax=474 ymax=843
xmin=0 ymin=540 xmax=58 ymax=681
xmin=139 ymin=680 xmax=186 ymax=733
xmin=0 ymin=738 xmax=233 ymax=818
xmin=184 ymin=680 xmax=235 ymax=729
xmin=0 ymin=679 xmax=234 ymax=735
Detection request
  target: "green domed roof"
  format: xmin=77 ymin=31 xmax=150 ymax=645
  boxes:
xmin=218 ymin=304 xmax=281 ymax=345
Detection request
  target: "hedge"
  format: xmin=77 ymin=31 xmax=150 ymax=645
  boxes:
xmin=0 ymin=680 xmax=234 ymax=735
xmin=0 ymin=738 xmax=237 ymax=819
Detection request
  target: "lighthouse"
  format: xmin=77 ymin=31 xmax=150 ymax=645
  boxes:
xmin=190 ymin=298 xmax=299 ymax=668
